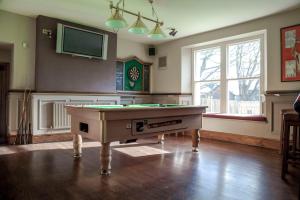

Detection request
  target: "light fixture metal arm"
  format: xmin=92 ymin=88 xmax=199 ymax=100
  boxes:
xmin=110 ymin=4 xmax=163 ymax=26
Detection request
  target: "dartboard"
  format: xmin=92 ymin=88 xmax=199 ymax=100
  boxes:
xmin=128 ymin=67 xmax=140 ymax=81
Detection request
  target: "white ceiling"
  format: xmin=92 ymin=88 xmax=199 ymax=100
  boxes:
xmin=1 ymin=0 xmax=300 ymax=44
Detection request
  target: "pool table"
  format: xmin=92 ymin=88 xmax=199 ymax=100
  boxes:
xmin=66 ymin=104 xmax=206 ymax=175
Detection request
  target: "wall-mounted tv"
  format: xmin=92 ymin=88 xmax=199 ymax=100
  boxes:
xmin=56 ymin=23 xmax=108 ymax=60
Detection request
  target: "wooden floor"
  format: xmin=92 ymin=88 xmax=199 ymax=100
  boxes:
xmin=0 ymin=135 xmax=298 ymax=200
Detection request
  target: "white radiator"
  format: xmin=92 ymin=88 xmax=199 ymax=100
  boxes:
xmin=52 ymin=102 xmax=71 ymax=129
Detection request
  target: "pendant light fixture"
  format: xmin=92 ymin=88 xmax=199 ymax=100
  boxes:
xmin=128 ymin=12 xmax=149 ymax=35
xmin=105 ymin=0 xmax=173 ymax=40
xmin=105 ymin=8 xmax=128 ymax=29
xmin=148 ymin=22 xmax=166 ymax=39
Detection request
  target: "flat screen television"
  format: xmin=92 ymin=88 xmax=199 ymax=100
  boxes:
xmin=56 ymin=23 xmax=108 ymax=60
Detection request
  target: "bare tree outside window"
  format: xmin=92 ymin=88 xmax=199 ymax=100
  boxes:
xmin=228 ymin=40 xmax=261 ymax=114
xmin=194 ymin=47 xmax=221 ymax=113
xmin=194 ymin=37 xmax=262 ymax=114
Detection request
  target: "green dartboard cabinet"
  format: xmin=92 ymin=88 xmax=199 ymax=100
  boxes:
xmin=116 ymin=57 xmax=151 ymax=93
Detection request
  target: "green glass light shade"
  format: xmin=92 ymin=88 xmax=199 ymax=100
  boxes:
xmin=148 ymin=23 xmax=166 ymax=39
xmin=128 ymin=13 xmax=149 ymax=35
xmin=105 ymin=9 xmax=128 ymax=29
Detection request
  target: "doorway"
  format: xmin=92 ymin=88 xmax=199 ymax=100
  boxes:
xmin=0 ymin=63 xmax=9 ymax=144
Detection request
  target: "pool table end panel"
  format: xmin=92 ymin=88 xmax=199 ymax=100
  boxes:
xmin=70 ymin=115 xmax=103 ymax=142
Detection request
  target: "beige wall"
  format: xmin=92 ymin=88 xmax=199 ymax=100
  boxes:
xmin=153 ymin=7 xmax=300 ymax=93
xmin=117 ymin=37 xmax=153 ymax=63
xmin=0 ymin=10 xmax=36 ymax=90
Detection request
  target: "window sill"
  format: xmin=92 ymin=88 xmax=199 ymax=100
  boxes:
xmin=202 ymin=113 xmax=267 ymax=122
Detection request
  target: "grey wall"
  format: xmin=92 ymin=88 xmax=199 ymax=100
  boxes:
xmin=35 ymin=15 xmax=117 ymax=93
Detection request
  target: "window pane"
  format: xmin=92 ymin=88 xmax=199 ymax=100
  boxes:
xmin=195 ymin=47 xmax=221 ymax=81
xmin=228 ymin=39 xmax=260 ymax=79
xmin=194 ymin=81 xmax=220 ymax=113
xmin=228 ymin=79 xmax=260 ymax=114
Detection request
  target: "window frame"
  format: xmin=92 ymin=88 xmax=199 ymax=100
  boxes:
xmin=193 ymin=46 xmax=222 ymax=113
xmin=192 ymin=32 xmax=266 ymax=115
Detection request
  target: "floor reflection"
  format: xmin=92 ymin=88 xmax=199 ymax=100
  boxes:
xmin=0 ymin=137 xmax=297 ymax=200
xmin=0 ymin=141 xmax=139 ymax=155
xmin=114 ymin=146 xmax=170 ymax=157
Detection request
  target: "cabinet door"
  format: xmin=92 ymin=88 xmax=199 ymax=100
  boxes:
xmin=143 ymin=65 xmax=150 ymax=92
xmin=116 ymin=61 xmax=124 ymax=91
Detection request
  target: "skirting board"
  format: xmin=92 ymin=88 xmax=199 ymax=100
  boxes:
xmin=7 ymin=131 xmax=280 ymax=151
xmin=7 ymin=132 xmax=182 ymax=144
xmin=8 ymin=133 xmax=73 ymax=144
xmin=200 ymin=130 xmax=280 ymax=150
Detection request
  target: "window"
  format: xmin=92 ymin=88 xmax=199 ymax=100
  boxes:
xmin=194 ymin=47 xmax=221 ymax=113
xmin=193 ymin=33 xmax=264 ymax=115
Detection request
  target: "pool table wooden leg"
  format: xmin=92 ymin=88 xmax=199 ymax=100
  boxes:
xmin=192 ymin=129 xmax=200 ymax=152
xmin=158 ymin=134 xmax=165 ymax=144
xmin=73 ymin=134 xmax=82 ymax=158
xmin=100 ymin=142 xmax=111 ymax=175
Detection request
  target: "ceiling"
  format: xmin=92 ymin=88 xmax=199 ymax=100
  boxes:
xmin=1 ymin=0 xmax=300 ymax=44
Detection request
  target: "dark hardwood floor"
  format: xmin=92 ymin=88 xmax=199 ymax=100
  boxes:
xmin=0 ymin=136 xmax=298 ymax=200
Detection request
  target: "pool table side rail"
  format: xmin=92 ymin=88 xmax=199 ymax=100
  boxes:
xmin=65 ymin=105 xmax=207 ymax=112
xmin=66 ymin=106 xmax=207 ymax=120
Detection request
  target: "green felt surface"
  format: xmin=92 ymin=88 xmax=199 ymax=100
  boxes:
xmin=85 ymin=105 xmax=124 ymax=109
xmin=126 ymin=104 xmax=161 ymax=107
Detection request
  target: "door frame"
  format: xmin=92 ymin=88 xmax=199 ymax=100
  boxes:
xmin=0 ymin=62 xmax=10 ymax=144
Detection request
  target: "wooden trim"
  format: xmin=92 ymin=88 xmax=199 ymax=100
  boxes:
xmin=9 ymin=90 xmax=119 ymax=95
xmin=9 ymin=91 xmax=151 ymax=97
xmin=35 ymin=91 xmax=118 ymax=95
xmin=32 ymin=133 xmax=73 ymax=143
xmin=265 ymin=90 xmax=300 ymax=95
xmin=8 ymin=89 xmax=37 ymax=93
xmin=117 ymin=91 xmax=150 ymax=95
xmin=203 ymin=113 xmax=267 ymax=122
xmin=8 ymin=90 xmax=192 ymax=97
xmin=200 ymin=130 xmax=280 ymax=150
xmin=7 ymin=134 xmax=16 ymax=145
xmin=151 ymin=93 xmax=193 ymax=96
xmin=117 ymin=56 xmax=153 ymax=66
xmin=8 ymin=133 xmax=73 ymax=144
xmin=7 ymin=131 xmax=280 ymax=151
